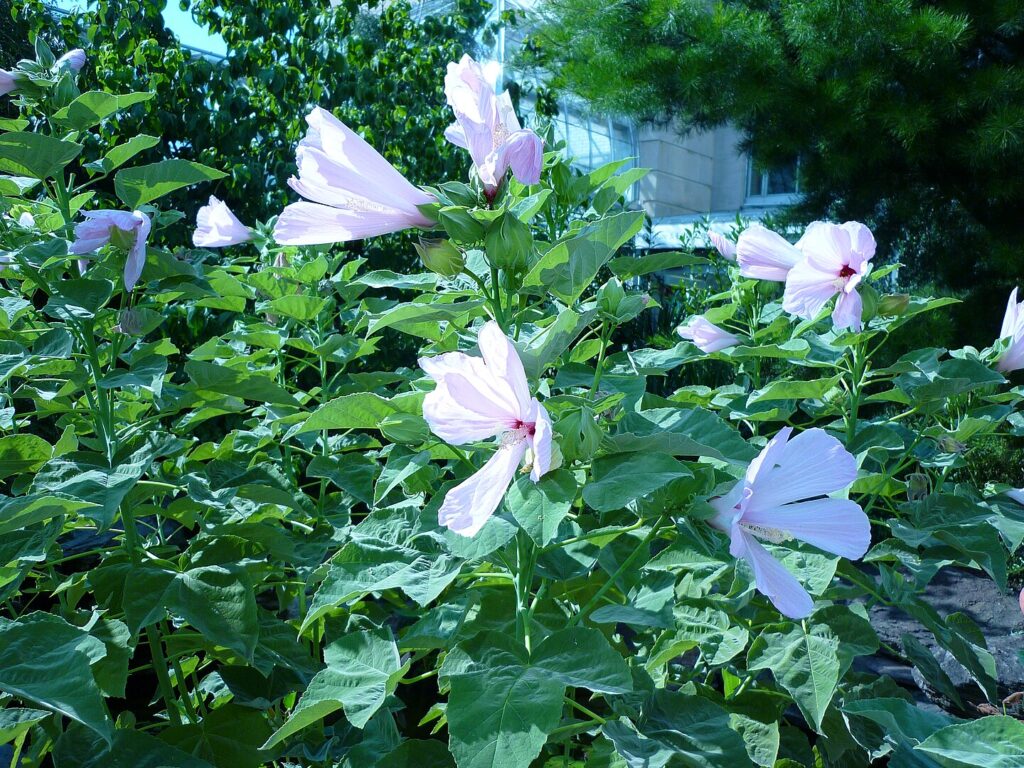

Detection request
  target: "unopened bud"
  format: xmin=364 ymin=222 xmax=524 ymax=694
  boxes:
xmin=414 ymin=238 xmax=464 ymax=277
xmin=907 ymin=473 xmax=930 ymax=501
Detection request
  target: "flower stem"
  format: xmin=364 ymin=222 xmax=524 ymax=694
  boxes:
xmin=571 ymin=516 xmax=668 ymax=625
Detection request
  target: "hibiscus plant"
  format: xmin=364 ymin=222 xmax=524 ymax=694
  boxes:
xmin=0 ymin=36 xmax=1022 ymax=768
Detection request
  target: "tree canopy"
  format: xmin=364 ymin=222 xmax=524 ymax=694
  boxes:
xmin=16 ymin=0 xmax=487 ymax=229
xmin=531 ymin=1 xmax=1024 ymax=303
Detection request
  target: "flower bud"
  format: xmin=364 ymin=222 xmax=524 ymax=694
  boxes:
xmin=859 ymin=283 xmax=880 ymax=324
xmin=906 ymin=473 xmax=930 ymax=501
xmin=414 ymin=238 xmax=464 ymax=277
xmin=597 ymin=278 xmax=626 ymax=317
xmin=113 ymin=308 xmax=145 ymax=336
xmin=55 ymin=48 xmax=87 ymax=73
xmin=484 ymin=211 xmax=533 ymax=273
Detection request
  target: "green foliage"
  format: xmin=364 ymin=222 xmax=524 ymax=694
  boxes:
xmin=530 ymin=0 xmax=1024 ymax=312
xmin=1 ymin=24 xmax=1022 ymax=768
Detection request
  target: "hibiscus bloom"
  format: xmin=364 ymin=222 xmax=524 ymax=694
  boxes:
xmin=783 ymin=221 xmax=876 ymax=330
xmin=709 ymin=427 xmax=870 ymax=618
xmin=194 ymin=196 xmax=252 ymax=248
xmin=69 ymin=209 xmax=151 ymax=291
xmin=0 ymin=69 xmax=22 ymax=97
xmin=994 ymin=288 xmax=1024 ymax=373
xmin=736 ymin=223 xmax=802 ymax=281
xmin=55 ymin=49 xmax=87 ymax=73
xmin=707 ymin=230 xmax=736 ymax=261
xmin=444 ymin=55 xmax=543 ymax=194
xmin=274 ymin=107 xmax=435 ymax=245
xmin=677 ymin=316 xmax=740 ymax=353
xmin=420 ymin=321 xmax=552 ymax=537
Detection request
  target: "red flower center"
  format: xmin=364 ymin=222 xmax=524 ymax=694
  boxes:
xmin=838 ymin=264 xmax=856 ymax=279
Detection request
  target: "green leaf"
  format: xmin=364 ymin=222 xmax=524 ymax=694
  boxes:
xmin=0 ymin=708 xmax=51 ymax=745
xmin=160 ymin=703 xmax=271 ymax=768
xmin=185 ymin=360 xmax=297 ymax=406
xmin=367 ymin=298 xmax=486 ymax=338
xmin=523 ymin=211 xmax=644 ymax=303
xmin=915 ymin=716 xmax=1024 ymax=767
xmin=297 ymin=392 xmax=423 ymax=433
xmin=648 ymin=606 xmax=749 ymax=669
xmin=505 ymin=469 xmax=577 ymax=546
xmin=98 ymin=134 xmax=161 ymax=174
xmin=304 ymin=538 xmax=459 ymax=629
xmin=748 ymin=375 xmax=842 ymax=403
xmin=52 ymin=91 xmax=154 ymax=131
xmin=0 ymin=494 xmax=95 ymax=536
xmin=0 ymin=132 xmax=83 ymax=180
xmin=264 ymin=629 xmax=401 ymax=747
xmin=53 ymin=724 xmax=214 ymax=768
xmin=0 ymin=434 xmax=51 ymax=479
xmin=900 ymin=633 xmax=963 ymax=708
xmin=168 ymin=565 xmax=259 ymax=660
xmin=265 ymin=294 xmax=328 ymax=322
xmin=0 ymin=175 xmax=40 ymax=195
xmin=114 ymin=159 xmax=226 ymax=208
xmin=842 ymin=698 xmax=952 ymax=746
xmin=530 ymin=627 xmax=632 ymax=693
xmin=0 ymin=613 xmax=112 ymax=741
xmin=606 ymin=408 xmax=756 ymax=463
xmin=583 ymin=452 xmax=691 ymax=512
xmin=440 ymin=632 xmax=565 ymax=768
xmin=608 ymin=251 xmax=708 ymax=279
xmin=747 ymin=620 xmax=840 ymax=731
xmin=602 ymin=690 xmax=752 ymax=768
xmin=30 ymin=453 xmax=148 ymax=529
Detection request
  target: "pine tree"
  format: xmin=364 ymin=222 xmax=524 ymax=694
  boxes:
xmin=531 ymin=0 xmax=1024 ymax=318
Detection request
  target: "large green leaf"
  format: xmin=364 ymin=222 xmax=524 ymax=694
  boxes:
xmin=915 ymin=716 xmax=1024 ymax=767
xmin=606 ymin=408 xmax=756 ymax=463
xmin=0 ymin=434 xmax=51 ymax=479
xmin=303 ymin=537 xmax=460 ymax=630
xmin=53 ymin=724 xmax=214 ymax=768
xmin=602 ymin=690 xmax=752 ymax=768
xmin=52 ymin=91 xmax=154 ymax=131
xmin=264 ymin=629 xmax=402 ymax=747
xmin=842 ymin=698 xmax=953 ymax=746
xmin=0 ymin=613 xmax=112 ymax=741
xmin=747 ymin=620 xmax=840 ymax=731
xmin=583 ymin=452 xmax=691 ymax=512
xmin=530 ymin=627 xmax=632 ymax=693
xmin=160 ymin=704 xmax=271 ymax=768
xmin=114 ymin=159 xmax=226 ymax=208
xmin=168 ymin=565 xmax=259 ymax=660
xmin=185 ymin=360 xmax=297 ymax=406
xmin=30 ymin=453 xmax=148 ymax=529
xmin=523 ymin=211 xmax=644 ymax=303
xmin=440 ymin=633 xmax=564 ymax=768
xmin=297 ymin=391 xmax=424 ymax=434
xmin=0 ymin=494 xmax=96 ymax=536
xmin=0 ymin=132 xmax=83 ymax=179
xmin=505 ymin=469 xmax=577 ymax=546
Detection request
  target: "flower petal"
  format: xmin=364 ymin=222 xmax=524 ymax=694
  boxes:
xmin=795 ymin=221 xmax=850 ymax=272
xmin=736 ymin=224 xmax=802 ymax=281
xmin=745 ymin=427 xmax=857 ymax=511
xmin=123 ymin=211 xmax=150 ymax=292
xmin=782 ymin=257 xmax=839 ymax=319
xmin=194 ymin=196 xmax=251 ymax=248
xmin=529 ymin=402 xmax=552 ymax=481
xmin=478 ymin=321 xmax=532 ymax=420
xmin=832 ymin=289 xmax=863 ymax=331
xmin=741 ymin=497 xmax=871 ymax=559
xmin=677 ymin=316 xmax=740 ymax=353
xmin=438 ymin=440 xmax=527 ymax=537
xmin=734 ymin=529 xmax=814 ymax=619
xmin=273 ymin=201 xmax=425 ymax=245
xmin=495 ymin=129 xmax=543 ymax=186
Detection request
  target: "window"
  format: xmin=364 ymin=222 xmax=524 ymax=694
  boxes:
xmin=745 ymin=158 xmax=800 ymax=204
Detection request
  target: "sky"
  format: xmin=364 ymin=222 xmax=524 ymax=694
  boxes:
xmin=54 ymin=1 xmax=227 ymax=56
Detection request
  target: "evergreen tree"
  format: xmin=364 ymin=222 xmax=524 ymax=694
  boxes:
xmin=531 ymin=1 xmax=1024 ymax=318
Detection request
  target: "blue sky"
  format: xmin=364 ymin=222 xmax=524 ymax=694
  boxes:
xmin=55 ymin=1 xmax=227 ymax=56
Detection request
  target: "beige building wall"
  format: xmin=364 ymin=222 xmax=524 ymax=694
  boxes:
xmin=636 ymin=122 xmax=753 ymax=218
